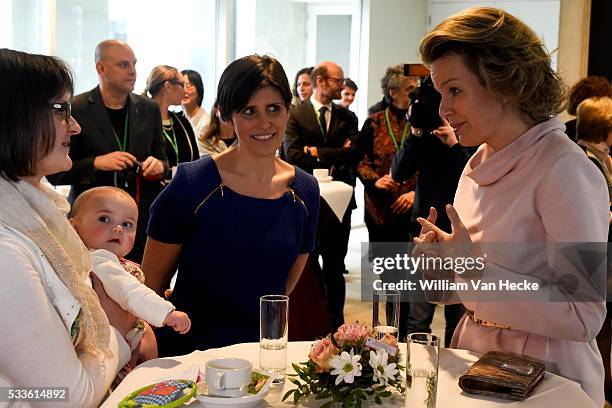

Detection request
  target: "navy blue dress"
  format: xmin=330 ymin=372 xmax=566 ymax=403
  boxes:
xmin=147 ymin=156 xmax=320 ymax=356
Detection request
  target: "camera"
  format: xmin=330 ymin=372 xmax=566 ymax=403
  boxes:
xmin=404 ymin=64 xmax=442 ymax=131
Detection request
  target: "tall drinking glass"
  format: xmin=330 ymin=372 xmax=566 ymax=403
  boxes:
xmin=372 ymin=290 xmax=400 ymax=339
xmin=259 ymin=295 xmax=289 ymax=381
xmin=405 ymin=333 xmax=440 ymax=408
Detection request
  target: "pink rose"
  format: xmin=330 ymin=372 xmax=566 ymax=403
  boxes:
xmin=333 ymin=323 xmax=372 ymax=347
xmin=380 ymin=333 xmax=398 ymax=348
xmin=309 ymin=338 xmax=338 ymax=373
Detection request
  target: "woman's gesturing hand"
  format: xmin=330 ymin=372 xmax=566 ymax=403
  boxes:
xmin=414 ymin=204 xmax=474 ymax=261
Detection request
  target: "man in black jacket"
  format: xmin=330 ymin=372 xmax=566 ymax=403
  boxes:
xmin=48 ymin=40 xmax=167 ymax=263
xmin=391 ymin=118 xmax=472 ymax=347
xmin=284 ymin=61 xmax=359 ymax=329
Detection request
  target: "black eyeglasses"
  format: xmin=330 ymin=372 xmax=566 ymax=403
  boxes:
xmin=49 ymin=102 xmax=71 ymax=122
xmin=326 ymin=76 xmax=344 ymax=85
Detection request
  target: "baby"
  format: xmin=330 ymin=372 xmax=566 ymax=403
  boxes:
xmin=70 ymin=186 xmax=190 ymax=364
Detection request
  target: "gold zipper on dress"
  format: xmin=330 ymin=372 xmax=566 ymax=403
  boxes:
xmin=288 ymin=187 xmax=308 ymax=217
xmin=194 ymin=183 xmax=224 ymax=214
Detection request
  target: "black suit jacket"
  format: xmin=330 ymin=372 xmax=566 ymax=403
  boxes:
xmin=47 ymin=86 xmax=168 ymax=262
xmin=283 ymin=100 xmax=359 ymax=187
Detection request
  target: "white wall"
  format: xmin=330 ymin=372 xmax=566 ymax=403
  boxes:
xmin=253 ymin=0 xmax=308 ymax=87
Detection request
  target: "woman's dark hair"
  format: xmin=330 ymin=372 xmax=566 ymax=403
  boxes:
xmin=292 ymin=67 xmax=314 ymax=98
xmin=201 ymin=100 xmax=221 ymax=145
xmin=567 ymin=76 xmax=611 ymax=115
xmin=0 ymin=48 xmax=74 ymax=181
xmin=419 ymin=7 xmax=567 ymax=124
xmin=342 ymin=77 xmax=358 ymax=91
xmin=217 ymin=54 xmax=291 ymax=122
xmin=182 ymin=69 xmax=205 ymax=106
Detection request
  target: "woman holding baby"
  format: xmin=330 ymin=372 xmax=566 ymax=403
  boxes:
xmin=0 ymin=48 xmax=131 ymax=406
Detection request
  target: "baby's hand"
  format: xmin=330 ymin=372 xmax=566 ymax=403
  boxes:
xmin=164 ymin=311 xmax=191 ymax=334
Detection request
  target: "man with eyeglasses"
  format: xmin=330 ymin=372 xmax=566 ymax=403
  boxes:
xmin=284 ymin=61 xmax=360 ymax=330
xmin=48 ymin=39 xmax=168 ymax=263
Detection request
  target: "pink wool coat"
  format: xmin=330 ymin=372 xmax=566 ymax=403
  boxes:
xmin=451 ymin=118 xmax=609 ymax=406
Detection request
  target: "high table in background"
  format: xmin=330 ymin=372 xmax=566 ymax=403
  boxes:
xmin=102 ymin=342 xmax=596 ymax=407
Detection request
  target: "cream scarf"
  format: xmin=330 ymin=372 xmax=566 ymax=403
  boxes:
xmin=0 ymin=177 xmax=110 ymax=356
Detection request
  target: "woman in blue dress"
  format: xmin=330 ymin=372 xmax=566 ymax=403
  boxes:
xmin=142 ymin=55 xmax=320 ymax=356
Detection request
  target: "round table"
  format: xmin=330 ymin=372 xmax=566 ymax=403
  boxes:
xmin=101 ymin=341 xmax=596 ymax=407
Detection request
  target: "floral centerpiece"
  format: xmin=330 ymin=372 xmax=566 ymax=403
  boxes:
xmin=283 ymin=323 xmax=405 ymax=407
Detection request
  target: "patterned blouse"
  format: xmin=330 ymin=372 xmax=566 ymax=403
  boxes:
xmin=358 ymin=107 xmax=417 ymax=225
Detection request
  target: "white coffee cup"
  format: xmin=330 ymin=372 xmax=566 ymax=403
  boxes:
xmin=205 ymin=358 xmax=252 ymax=397
xmin=313 ymin=168 xmax=329 ymax=180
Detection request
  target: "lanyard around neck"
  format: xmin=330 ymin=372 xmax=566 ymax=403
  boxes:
xmin=385 ymin=108 xmax=408 ymax=151
xmin=114 ymin=111 xmax=129 ymax=152
xmin=163 ymin=125 xmax=179 ymax=163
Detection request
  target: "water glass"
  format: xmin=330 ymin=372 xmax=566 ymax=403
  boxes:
xmin=372 ymin=290 xmax=400 ymax=339
xmin=405 ymin=333 xmax=440 ymax=408
xmin=259 ymin=295 xmax=289 ymax=381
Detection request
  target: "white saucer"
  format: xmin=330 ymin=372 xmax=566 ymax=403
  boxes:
xmin=195 ymin=377 xmax=271 ymax=408
xmin=316 ymin=176 xmax=333 ymax=183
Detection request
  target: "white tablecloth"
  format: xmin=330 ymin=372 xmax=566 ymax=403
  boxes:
xmin=101 ymin=342 xmax=595 ymax=407
xmin=318 ymin=180 xmax=353 ymax=222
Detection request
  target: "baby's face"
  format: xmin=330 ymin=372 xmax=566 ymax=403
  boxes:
xmin=73 ymin=194 xmax=138 ymax=259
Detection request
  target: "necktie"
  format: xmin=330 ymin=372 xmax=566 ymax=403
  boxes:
xmin=319 ymin=106 xmax=328 ymax=137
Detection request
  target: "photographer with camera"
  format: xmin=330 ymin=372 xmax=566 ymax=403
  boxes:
xmin=390 ymin=65 xmax=472 ymax=346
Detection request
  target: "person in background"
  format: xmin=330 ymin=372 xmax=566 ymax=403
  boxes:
xmin=284 ymin=61 xmax=360 ymax=330
xmin=292 ymin=67 xmax=314 ymax=108
xmin=389 ymin=65 xmax=471 ymax=345
xmin=416 ymin=7 xmax=608 ymax=405
xmin=181 ymin=69 xmax=210 ymax=149
xmin=197 ymin=100 xmax=231 ymax=157
xmin=0 ymin=48 xmax=130 ymax=407
xmin=576 ymin=95 xmax=612 ymax=403
xmin=144 ymin=65 xmax=198 ymax=178
xmin=141 ymin=55 xmax=320 ymax=356
xmin=339 ymin=78 xmax=358 ymax=110
xmin=565 ymin=76 xmax=611 ymax=142
xmin=46 ymin=39 xmax=167 ymax=264
xmin=358 ymin=65 xmax=417 ymax=245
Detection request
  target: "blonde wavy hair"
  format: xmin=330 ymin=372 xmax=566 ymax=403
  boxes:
xmin=419 ymin=7 xmax=567 ymax=124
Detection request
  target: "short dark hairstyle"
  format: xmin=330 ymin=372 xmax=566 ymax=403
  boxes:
xmin=310 ymin=65 xmax=329 ymax=89
xmin=567 ymin=76 xmax=612 ymax=115
xmin=342 ymin=77 xmax=358 ymax=91
xmin=292 ymin=67 xmax=313 ymax=97
xmin=217 ymin=54 xmax=291 ymax=122
xmin=182 ymin=69 xmax=205 ymax=107
xmin=0 ymin=48 xmax=74 ymax=181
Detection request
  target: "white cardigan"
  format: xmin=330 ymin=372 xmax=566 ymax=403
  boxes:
xmin=0 ymin=223 xmax=130 ymax=408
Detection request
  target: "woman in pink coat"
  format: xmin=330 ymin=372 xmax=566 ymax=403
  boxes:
xmin=415 ymin=7 xmax=609 ymax=406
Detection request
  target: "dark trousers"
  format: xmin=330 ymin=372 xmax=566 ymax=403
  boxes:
xmin=315 ymin=200 xmax=351 ymax=330
xmin=405 ymin=302 xmax=465 ymax=348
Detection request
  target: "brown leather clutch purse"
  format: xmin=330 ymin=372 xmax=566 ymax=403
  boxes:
xmin=458 ymin=351 xmax=545 ymax=400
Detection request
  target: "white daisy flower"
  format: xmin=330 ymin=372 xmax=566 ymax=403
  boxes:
xmin=369 ymin=350 xmax=397 ymax=385
xmin=330 ymin=349 xmax=362 ymax=385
